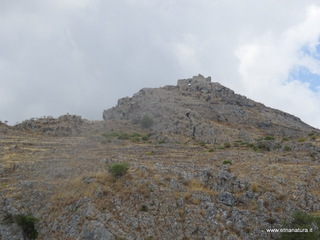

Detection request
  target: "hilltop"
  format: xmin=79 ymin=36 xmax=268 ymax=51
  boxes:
xmin=0 ymin=75 xmax=320 ymax=240
xmin=103 ymin=75 xmax=319 ymax=143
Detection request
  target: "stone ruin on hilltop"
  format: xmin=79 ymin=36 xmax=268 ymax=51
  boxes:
xmin=177 ymin=74 xmax=212 ymax=91
xmin=177 ymin=74 xmax=227 ymax=92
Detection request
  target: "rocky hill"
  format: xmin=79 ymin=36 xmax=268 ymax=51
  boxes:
xmin=0 ymin=75 xmax=320 ymax=240
xmin=103 ymin=75 xmax=319 ymax=143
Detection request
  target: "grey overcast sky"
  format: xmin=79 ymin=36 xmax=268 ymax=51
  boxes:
xmin=1 ymin=0 xmax=320 ymax=128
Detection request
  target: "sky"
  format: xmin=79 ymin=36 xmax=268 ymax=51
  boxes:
xmin=1 ymin=0 xmax=320 ymax=128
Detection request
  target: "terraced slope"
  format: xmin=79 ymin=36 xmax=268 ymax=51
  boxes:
xmin=0 ymin=116 xmax=320 ymax=239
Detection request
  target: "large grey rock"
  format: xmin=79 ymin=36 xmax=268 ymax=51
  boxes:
xmin=219 ymin=191 xmax=237 ymax=206
xmin=77 ymin=221 xmax=114 ymax=240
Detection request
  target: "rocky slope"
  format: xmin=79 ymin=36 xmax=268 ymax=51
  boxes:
xmin=103 ymin=75 xmax=319 ymax=143
xmin=0 ymin=75 xmax=320 ymax=240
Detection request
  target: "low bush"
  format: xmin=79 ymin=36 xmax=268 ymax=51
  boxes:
xmin=297 ymin=138 xmax=306 ymax=142
xmin=145 ymin=151 xmax=154 ymax=156
xmin=222 ymin=160 xmax=232 ymax=165
xmin=280 ymin=210 xmax=320 ymax=240
xmin=141 ymin=134 xmax=150 ymax=141
xmin=224 ymin=142 xmax=231 ymax=148
xmin=264 ymin=136 xmax=275 ymax=140
xmin=117 ymin=133 xmax=131 ymax=140
xmin=283 ymin=145 xmax=292 ymax=151
xmin=108 ymin=163 xmax=129 ymax=177
xmin=2 ymin=213 xmax=38 ymax=239
xmin=15 ymin=214 xmax=39 ymax=240
xmin=140 ymin=115 xmax=154 ymax=128
xmin=102 ymin=132 xmax=150 ymax=143
xmin=140 ymin=205 xmax=148 ymax=212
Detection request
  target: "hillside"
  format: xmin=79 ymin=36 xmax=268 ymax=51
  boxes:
xmin=103 ymin=75 xmax=319 ymax=143
xmin=0 ymin=75 xmax=320 ymax=240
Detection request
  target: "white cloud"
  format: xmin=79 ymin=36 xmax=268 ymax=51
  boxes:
xmin=173 ymin=35 xmax=202 ymax=68
xmin=1 ymin=0 xmax=320 ymax=128
xmin=235 ymin=5 xmax=320 ymax=127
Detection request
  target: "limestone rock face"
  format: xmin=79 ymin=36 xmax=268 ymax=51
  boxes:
xmin=103 ymin=75 xmax=319 ymax=143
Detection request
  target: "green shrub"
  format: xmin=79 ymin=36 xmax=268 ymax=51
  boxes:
xmin=222 ymin=160 xmax=232 ymax=165
xmin=131 ymin=137 xmax=141 ymax=143
xmin=308 ymin=132 xmax=316 ymax=137
xmin=108 ymin=163 xmax=129 ymax=177
xmin=298 ymin=138 xmax=306 ymax=142
xmin=140 ymin=205 xmax=148 ymax=212
xmin=15 ymin=214 xmax=38 ymax=240
xmin=264 ymin=136 xmax=275 ymax=140
xmin=280 ymin=210 xmax=320 ymax=240
xmin=284 ymin=145 xmax=292 ymax=151
xmin=2 ymin=213 xmax=14 ymax=224
xmin=101 ymin=139 xmax=112 ymax=144
xmin=102 ymin=132 xmax=150 ymax=143
xmin=246 ymin=143 xmax=254 ymax=148
xmin=131 ymin=132 xmax=141 ymax=137
xmin=141 ymin=134 xmax=150 ymax=141
xmin=224 ymin=142 xmax=231 ymax=148
xmin=118 ymin=133 xmax=130 ymax=140
xmin=256 ymin=141 xmax=271 ymax=151
xmin=274 ymin=143 xmax=282 ymax=149
xmin=102 ymin=132 xmax=119 ymax=139
xmin=140 ymin=115 xmax=154 ymax=128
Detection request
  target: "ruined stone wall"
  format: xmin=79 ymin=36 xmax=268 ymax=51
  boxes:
xmin=177 ymin=74 xmax=212 ymax=91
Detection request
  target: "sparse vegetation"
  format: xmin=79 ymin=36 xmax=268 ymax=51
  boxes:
xmin=145 ymin=151 xmax=154 ymax=156
xmin=10 ymin=214 xmax=39 ymax=240
xmin=140 ymin=115 xmax=154 ymax=128
xmin=102 ymin=131 xmax=150 ymax=143
xmin=2 ymin=81 xmax=320 ymax=240
xmin=297 ymin=137 xmax=306 ymax=142
xmin=108 ymin=163 xmax=129 ymax=177
xmin=283 ymin=145 xmax=292 ymax=151
xmin=264 ymin=136 xmax=275 ymax=140
xmin=158 ymin=139 xmax=166 ymax=144
xmin=256 ymin=141 xmax=271 ymax=151
xmin=308 ymin=132 xmax=316 ymax=137
xmin=140 ymin=205 xmax=148 ymax=212
xmin=2 ymin=212 xmax=38 ymax=239
xmin=222 ymin=160 xmax=232 ymax=165
xmin=280 ymin=210 xmax=320 ymax=240
xmin=251 ymin=182 xmax=259 ymax=192
xmin=224 ymin=142 xmax=231 ymax=148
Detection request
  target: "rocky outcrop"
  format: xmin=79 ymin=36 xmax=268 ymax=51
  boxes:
xmin=103 ymin=75 xmax=319 ymax=143
xmin=14 ymin=114 xmax=84 ymax=136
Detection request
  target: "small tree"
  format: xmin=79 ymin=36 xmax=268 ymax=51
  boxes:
xmin=15 ymin=214 xmax=38 ymax=240
xmin=140 ymin=115 xmax=154 ymax=128
xmin=108 ymin=163 xmax=129 ymax=178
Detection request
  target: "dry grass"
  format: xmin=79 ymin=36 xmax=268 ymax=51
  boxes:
xmin=185 ymin=178 xmax=212 ymax=194
xmin=1 ymin=119 xmax=320 ymax=239
xmin=251 ymin=182 xmax=259 ymax=193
